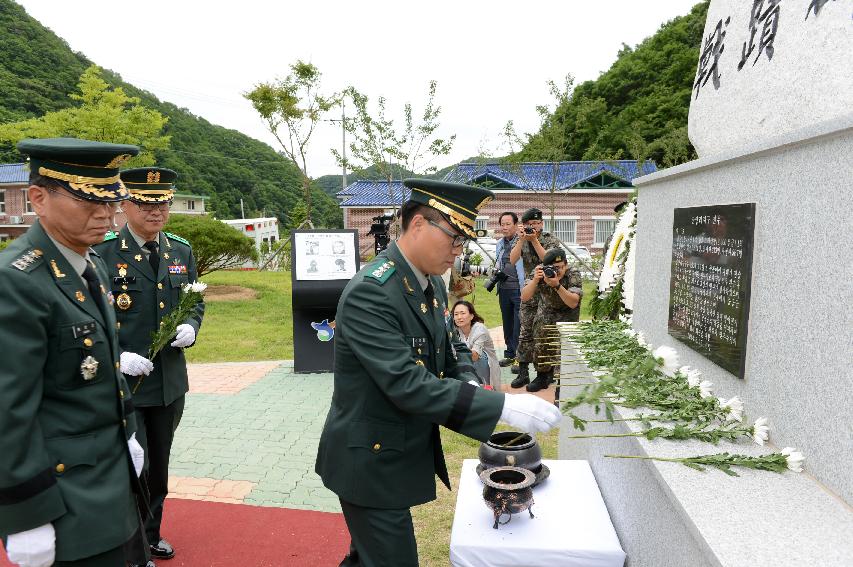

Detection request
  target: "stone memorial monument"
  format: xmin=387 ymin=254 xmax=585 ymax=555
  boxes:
xmin=559 ymin=1 xmax=853 ymax=565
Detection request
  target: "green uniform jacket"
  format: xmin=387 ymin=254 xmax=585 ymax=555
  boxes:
xmin=0 ymin=221 xmax=140 ymax=561
xmin=93 ymin=225 xmax=204 ymax=407
xmin=315 ymin=242 xmax=505 ymax=510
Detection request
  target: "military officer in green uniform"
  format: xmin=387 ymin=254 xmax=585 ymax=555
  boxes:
xmin=510 ymin=207 xmax=561 ymax=389
xmin=0 ymin=138 xmax=147 ymax=567
xmin=94 ymin=167 xmax=204 ymax=565
xmin=315 ymin=179 xmax=562 ymax=567
xmin=519 ymin=248 xmax=583 ymax=390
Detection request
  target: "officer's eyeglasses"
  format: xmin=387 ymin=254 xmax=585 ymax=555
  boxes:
xmin=427 ymin=219 xmax=469 ymax=248
xmin=49 ymin=189 xmax=120 ymax=212
xmin=135 ymin=201 xmax=173 ymax=212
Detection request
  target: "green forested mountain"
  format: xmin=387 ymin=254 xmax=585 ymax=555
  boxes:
xmin=0 ymin=0 xmax=342 ymax=227
xmin=520 ymin=1 xmax=708 ymax=167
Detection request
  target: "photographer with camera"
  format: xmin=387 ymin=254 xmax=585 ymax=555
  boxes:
xmin=509 ymin=208 xmax=561 ymax=388
xmin=519 ymin=248 xmax=583 ymax=391
xmin=487 ymin=212 xmax=526 ymax=368
xmin=367 ymin=214 xmax=395 ymax=255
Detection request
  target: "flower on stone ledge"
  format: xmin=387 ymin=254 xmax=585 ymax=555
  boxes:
xmin=781 ymin=447 xmax=805 ymax=472
xmin=698 ymin=380 xmax=714 ymax=398
xmin=751 ymin=417 xmax=770 ymax=446
xmin=679 ymin=366 xmax=703 ymax=388
xmin=652 ymin=345 xmax=680 ymax=377
xmin=622 ymin=328 xmax=637 ymax=338
xmin=636 ymin=332 xmax=652 ymax=350
xmin=718 ymin=396 xmax=744 ymax=422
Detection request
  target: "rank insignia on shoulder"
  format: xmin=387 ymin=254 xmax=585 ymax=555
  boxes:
xmin=365 ymin=261 xmax=395 ymax=284
xmin=103 ymin=231 xmax=118 ymax=242
xmin=11 ymin=249 xmax=43 ymax=272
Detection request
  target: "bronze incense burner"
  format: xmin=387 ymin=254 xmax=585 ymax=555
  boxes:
xmin=480 ymin=466 xmax=536 ymax=529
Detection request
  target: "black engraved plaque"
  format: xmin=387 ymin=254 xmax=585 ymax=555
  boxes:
xmin=668 ymin=203 xmax=755 ymax=379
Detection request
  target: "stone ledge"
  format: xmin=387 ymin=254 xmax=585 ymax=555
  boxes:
xmin=557 ymin=347 xmax=853 ymax=567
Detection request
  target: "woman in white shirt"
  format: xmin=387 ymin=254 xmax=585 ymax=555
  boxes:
xmin=452 ymin=300 xmax=502 ymax=389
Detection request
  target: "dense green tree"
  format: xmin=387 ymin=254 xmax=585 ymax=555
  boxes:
xmin=0 ymin=65 xmax=169 ymax=165
xmin=164 ymin=214 xmax=257 ymax=276
xmin=518 ymin=1 xmax=709 ymax=166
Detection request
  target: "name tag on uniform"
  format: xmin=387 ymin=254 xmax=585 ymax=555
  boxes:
xmin=72 ymin=321 xmax=97 ymax=338
xmin=113 ymin=276 xmax=136 ymax=285
xmin=411 ymin=337 xmax=427 ymax=348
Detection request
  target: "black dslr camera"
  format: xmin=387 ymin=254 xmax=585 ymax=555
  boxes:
xmin=484 ymin=269 xmax=508 ymax=293
xmin=542 ymin=264 xmax=557 ymax=278
xmin=523 ymin=226 xmax=535 ymax=234
xmin=367 ymin=214 xmax=395 ymax=255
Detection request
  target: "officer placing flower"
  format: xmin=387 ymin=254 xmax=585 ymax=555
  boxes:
xmin=315 ymin=178 xmax=562 ymax=567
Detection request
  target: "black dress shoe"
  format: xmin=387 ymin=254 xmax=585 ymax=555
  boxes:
xmin=150 ymin=539 xmax=175 ymax=560
xmin=498 ymin=357 xmax=515 ymax=367
xmin=127 ymin=562 xmax=155 ymax=567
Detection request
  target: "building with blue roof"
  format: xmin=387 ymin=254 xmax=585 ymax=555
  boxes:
xmin=339 ymin=160 xmax=655 ymax=257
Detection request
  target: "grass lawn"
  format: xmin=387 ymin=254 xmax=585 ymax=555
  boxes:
xmin=191 ymin=270 xmax=597 ymax=363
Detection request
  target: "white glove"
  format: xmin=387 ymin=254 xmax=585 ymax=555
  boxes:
xmin=170 ymin=324 xmax=196 ymax=348
xmin=500 ymin=394 xmax=563 ymax=433
xmin=120 ymin=351 xmax=153 ymax=376
xmin=468 ymin=380 xmax=481 ymax=387
xmin=6 ymin=523 xmax=55 ymax=567
xmin=128 ymin=432 xmax=144 ymax=477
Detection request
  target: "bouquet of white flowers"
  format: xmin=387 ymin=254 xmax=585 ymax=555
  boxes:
xmin=148 ymin=281 xmax=207 ymax=361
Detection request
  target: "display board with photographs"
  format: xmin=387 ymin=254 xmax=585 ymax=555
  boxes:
xmin=293 ymin=231 xmax=358 ymax=280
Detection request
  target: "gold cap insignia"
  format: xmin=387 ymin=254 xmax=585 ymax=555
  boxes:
xmin=147 ymin=171 xmax=161 ymax=183
xmin=106 ymin=154 xmax=133 ymax=168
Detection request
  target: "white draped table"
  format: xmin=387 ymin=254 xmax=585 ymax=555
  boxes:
xmin=450 ymin=459 xmax=625 ymax=567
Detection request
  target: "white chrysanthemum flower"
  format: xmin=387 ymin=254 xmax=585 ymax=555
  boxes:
xmin=718 ymin=396 xmax=744 ymax=422
xmin=679 ymin=366 xmax=702 ymax=387
xmin=621 ymin=235 xmax=636 ymax=312
xmin=781 ymin=447 xmax=805 ymax=472
xmin=635 ymin=332 xmax=651 ymax=350
xmin=652 ymin=346 xmax=680 ymax=376
xmin=698 ymin=380 xmax=714 ymax=398
xmin=622 ymin=328 xmax=637 ymax=338
xmin=752 ymin=417 xmax=770 ymax=446
xmin=619 ymin=313 xmax=633 ymax=324
xmin=185 ymin=281 xmax=207 ymax=293
xmin=598 ymin=202 xmax=635 ymax=293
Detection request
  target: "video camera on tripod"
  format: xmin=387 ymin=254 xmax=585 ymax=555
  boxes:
xmin=367 ymin=214 xmax=395 ymax=255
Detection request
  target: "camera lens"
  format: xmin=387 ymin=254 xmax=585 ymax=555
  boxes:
xmin=524 ymin=226 xmax=535 ymax=234
xmin=543 ymin=265 xmax=556 ymax=278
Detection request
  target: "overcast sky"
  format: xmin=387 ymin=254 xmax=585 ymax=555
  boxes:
xmin=18 ymin=0 xmax=700 ymax=179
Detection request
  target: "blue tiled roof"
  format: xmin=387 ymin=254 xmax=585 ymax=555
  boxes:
xmin=338 ymin=180 xmax=411 ymax=207
xmin=0 ymin=163 xmax=28 ymax=184
xmin=443 ymin=160 xmax=657 ymax=190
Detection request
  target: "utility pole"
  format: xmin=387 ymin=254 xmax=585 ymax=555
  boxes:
xmin=240 ymin=198 xmax=245 ymax=219
xmin=341 ymin=99 xmax=347 ymax=191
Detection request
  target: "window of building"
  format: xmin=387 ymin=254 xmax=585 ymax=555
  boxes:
xmin=0 ymin=190 xmax=5 ymax=214
xmin=186 ymin=200 xmax=195 ymax=210
xmin=475 ymin=216 xmax=489 ymax=233
xmin=24 ymin=189 xmax=33 ymax=214
xmin=543 ymin=217 xmax=577 ymax=244
xmin=594 ymin=218 xmax=617 ymax=245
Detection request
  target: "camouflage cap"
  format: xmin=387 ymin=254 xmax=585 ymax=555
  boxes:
xmin=543 ymin=248 xmax=566 ymax=265
xmin=17 ymin=137 xmax=139 ymax=202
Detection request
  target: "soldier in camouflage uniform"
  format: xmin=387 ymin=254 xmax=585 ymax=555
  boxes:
xmin=509 ymin=208 xmax=561 ymax=388
xmin=519 ymin=248 xmax=583 ymax=391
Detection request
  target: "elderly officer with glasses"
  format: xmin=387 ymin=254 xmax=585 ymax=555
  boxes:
xmin=94 ymin=167 xmax=204 ymax=566
xmin=0 ymin=138 xmax=149 ymax=567
xmin=316 ymin=178 xmax=562 ymax=567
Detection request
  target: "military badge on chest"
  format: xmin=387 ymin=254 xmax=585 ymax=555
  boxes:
xmin=80 ymin=355 xmax=99 ymax=381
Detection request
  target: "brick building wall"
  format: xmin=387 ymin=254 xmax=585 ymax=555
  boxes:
xmin=343 ymin=189 xmax=630 ymax=257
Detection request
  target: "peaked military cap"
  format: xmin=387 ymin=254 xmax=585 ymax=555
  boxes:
xmin=121 ymin=167 xmax=177 ymax=204
xmin=402 ymin=178 xmax=494 ymax=239
xmin=521 ymin=208 xmax=543 ymax=223
xmin=543 ymin=248 xmax=566 ymax=265
xmin=17 ymin=137 xmax=139 ymax=202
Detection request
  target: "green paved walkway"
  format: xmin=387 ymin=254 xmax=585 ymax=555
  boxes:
xmin=169 ymin=362 xmax=341 ymax=512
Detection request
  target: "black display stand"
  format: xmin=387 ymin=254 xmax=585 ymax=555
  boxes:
xmin=291 ymin=229 xmax=359 ymax=373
